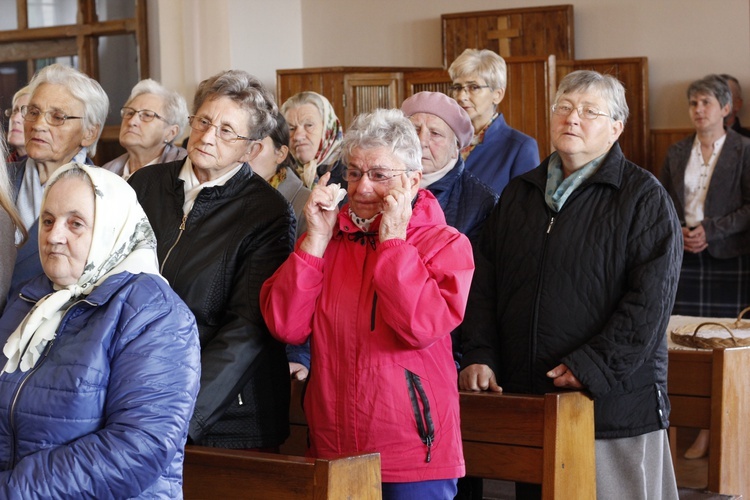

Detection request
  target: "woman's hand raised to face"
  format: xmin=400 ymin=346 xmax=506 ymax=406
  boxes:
xmin=379 ymin=173 xmax=413 ymax=242
xmin=299 ymin=172 xmax=340 ymax=257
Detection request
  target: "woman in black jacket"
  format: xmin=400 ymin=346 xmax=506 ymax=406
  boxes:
xmin=129 ymin=70 xmax=295 ymax=450
xmin=460 ymin=70 xmax=682 ymax=500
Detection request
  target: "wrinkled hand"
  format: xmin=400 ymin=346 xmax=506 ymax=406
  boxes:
xmin=547 ymin=363 xmax=583 ymax=389
xmin=683 ymin=225 xmax=708 ymax=254
xmin=379 ymin=173 xmax=413 ymax=242
xmin=459 ymin=364 xmax=503 ymax=393
xmin=289 ymin=362 xmax=309 ymax=381
xmin=300 ymin=172 xmax=340 ymax=257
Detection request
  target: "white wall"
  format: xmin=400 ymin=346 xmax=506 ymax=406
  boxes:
xmin=151 ymin=0 xmax=750 ymax=129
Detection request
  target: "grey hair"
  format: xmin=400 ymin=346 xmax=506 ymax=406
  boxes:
xmin=339 ymin=108 xmax=422 ymax=172
xmin=280 ymin=91 xmax=327 ymax=121
xmin=193 ymin=70 xmax=277 ymax=141
xmin=688 ymin=74 xmax=733 ymax=111
xmin=27 ymin=64 xmax=109 ymax=157
xmin=11 ymin=85 xmax=31 ymax=108
xmin=448 ymin=48 xmax=507 ymax=90
xmin=555 ymin=70 xmax=630 ymax=125
xmin=125 ymin=79 xmax=189 ymax=143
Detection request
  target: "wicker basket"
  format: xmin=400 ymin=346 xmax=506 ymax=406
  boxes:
xmin=670 ymin=306 xmax=750 ymax=349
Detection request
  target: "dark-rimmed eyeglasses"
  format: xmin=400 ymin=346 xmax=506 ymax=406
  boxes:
xmin=344 ymin=168 xmax=409 ymax=183
xmin=188 ymin=115 xmax=251 ymax=143
xmin=21 ymin=105 xmax=83 ymax=127
xmin=121 ymin=107 xmax=166 ymax=123
xmin=551 ymin=103 xmax=612 ymax=120
xmin=449 ymin=84 xmax=491 ymax=96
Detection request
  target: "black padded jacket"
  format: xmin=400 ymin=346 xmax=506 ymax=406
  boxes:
xmin=130 ymin=159 xmax=295 ymax=448
xmin=461 ymin=143 xmax=683 ymax=439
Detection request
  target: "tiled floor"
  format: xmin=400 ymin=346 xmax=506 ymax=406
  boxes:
xmin=481 ymin=427 xmax=712 ymax=499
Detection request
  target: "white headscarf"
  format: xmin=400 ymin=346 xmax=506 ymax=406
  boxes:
xmin=2 ymin=163 xmax=161 ymax=373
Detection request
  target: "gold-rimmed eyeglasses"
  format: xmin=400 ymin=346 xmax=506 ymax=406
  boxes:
xmin=551 ymin=103 xmax=612 ymax=120
xmin=449 ymin=84 xmax=491 ymax=96
xmin=188 ymin=115 xmax=251 ymax=143
xmin=344 ymin=168 xmax=409 ymax=183
xmin=121 ymin=107 xmax=166 ymax=123
xmin=21 ymin=105 xmax=83 ymax=127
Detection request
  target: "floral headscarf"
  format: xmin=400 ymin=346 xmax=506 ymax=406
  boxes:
xmin=292 ymin=92 xmax=343 ymax=188
xmin=2 ymin=163 xmax=161 ymax=373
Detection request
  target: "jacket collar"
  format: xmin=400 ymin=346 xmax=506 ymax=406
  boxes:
xmin=335 ymin=188 xmax=446 ymax=237
xmin=524 ymin=142 xmax=625 ymax=194
xmin=167 ymin=159 xmax=254 ymax=199
xmin=19 ymin=271 xmax=135 ymax=306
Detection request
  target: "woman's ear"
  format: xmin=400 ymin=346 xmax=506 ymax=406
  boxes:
xmin=164 ymin=124 xmax=180 ymax=144
xmin=80 ymin=125 xmax=100 ymax=148
xmin=492 ymin=87 xmax=506 ymax=106
xmin=241 ymin=140 xmax=264 ymax=164
xmin=275 ymin=145 xmax=290 ymax=166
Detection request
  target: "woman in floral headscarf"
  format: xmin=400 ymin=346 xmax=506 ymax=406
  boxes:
xmin=281 ymin=91 xmax=345 ymax=189
xmin=0 ymin=163 xmax=200 ymax=498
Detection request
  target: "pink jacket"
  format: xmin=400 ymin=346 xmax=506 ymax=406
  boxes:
xmin=261 ymin=190 xmax=473 ymax=482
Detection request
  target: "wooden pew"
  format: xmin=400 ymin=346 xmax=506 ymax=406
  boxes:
xmin=461 ymin=390 xmax=595 ymax=500
xmin=183 ymin=445 xmax=381 ymax=499
xmin=281 ymin=380 xmax=596 ymax=499
xmin=668 ymin=346 xmax=750 ymax=498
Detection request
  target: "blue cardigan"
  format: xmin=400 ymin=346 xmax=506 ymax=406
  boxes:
xmin=0 ymin=272 xmax=200 ymax=498
xmin=464 ymin=113 xmax=540 ymax=196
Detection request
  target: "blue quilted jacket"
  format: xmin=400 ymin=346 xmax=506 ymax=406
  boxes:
xmin=0 ymin=272 xmax=201 ymax=499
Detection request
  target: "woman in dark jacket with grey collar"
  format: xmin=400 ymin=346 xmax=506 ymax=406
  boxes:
xmin=129 ymin=69 xmax=295 ymax=451
xmin=461 ymin=70 xmax=682 ymax=500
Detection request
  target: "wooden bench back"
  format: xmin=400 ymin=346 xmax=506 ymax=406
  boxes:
xmin=183 ymin=445 xmax=381 ymax=499
xmin=460 ymin=390 xmax=595 ymax=500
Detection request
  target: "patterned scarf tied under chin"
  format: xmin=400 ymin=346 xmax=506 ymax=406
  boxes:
xmin=295 ymin=92 xmax=343 ymax=189
xmin=2 ymin=162 xmax=162 ymax=374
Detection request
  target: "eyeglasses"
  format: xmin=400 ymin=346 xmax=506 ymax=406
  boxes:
xmin=344 ymin=168 xmax=409 ymax=183
xmin=449 ymin=84 xmax=491 ymax=96
xmin=121 ymin=107 xmax=166 ymax=123
xmin=188 ymin=115 xmax=251 ymax=143
xmin=3 ymin=106 xmax=22 ymax=118
xmin=21 ymin=105 xmax=83 ymax=126
xmin=551 ymin=103 xmax=612 ymax=120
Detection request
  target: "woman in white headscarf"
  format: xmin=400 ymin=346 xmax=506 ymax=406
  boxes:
xmin=0 ymin=163 xmax=200 ymax=498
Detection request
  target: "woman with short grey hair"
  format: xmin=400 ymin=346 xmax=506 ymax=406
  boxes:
xmin=461 ymin=69 xmax=682 ymax=499
xmin=7 ymin=63 xmax=109 ymax=299
xmin=129 ymin=69 xmax=295 ymax=452
xmin=447 ymin=48 xmax=539 ymax=195
xmin=103 ymin=78 xmax=189 ymax=178
xmin=660 ymin=73 xmax=750 ymax=461
xmin=262 ymin=107 xmax=473 ymax=499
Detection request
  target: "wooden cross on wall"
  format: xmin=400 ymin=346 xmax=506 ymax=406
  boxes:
xmin=487 ymin=16 xmax=521 ymax=57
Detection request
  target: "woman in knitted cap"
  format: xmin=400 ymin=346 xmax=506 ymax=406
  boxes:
xmin=0 ymin=163 xmax=200 ymax=498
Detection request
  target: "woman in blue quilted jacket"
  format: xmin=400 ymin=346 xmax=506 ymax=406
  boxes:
xmin=0 ymin=163 xmax=201 ymax=499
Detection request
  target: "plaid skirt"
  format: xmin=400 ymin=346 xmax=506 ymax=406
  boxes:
xmin=672 ymin=251 xmax=750 ymax=318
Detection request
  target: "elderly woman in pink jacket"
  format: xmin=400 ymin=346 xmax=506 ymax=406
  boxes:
xmin=261 ymin=108 xmax=474 ymax=500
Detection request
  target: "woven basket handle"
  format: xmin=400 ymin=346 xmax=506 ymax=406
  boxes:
xmin=734 ymin=306 xmax=750 ymax=327
xmin=693 ymin=322 xmax=739 ymax=347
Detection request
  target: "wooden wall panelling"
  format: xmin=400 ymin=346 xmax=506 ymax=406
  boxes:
xmin=403 ymin=68 xmax=451 ymax=97
xmin=650 ymin=128 xmax=692 ymax=179
xmin=276 ymin=68 xmax=347 ymax=127
xmin=343 ymin=72 xmax=403 ymax=127
xmin=557 ymin=57 xmax=649 ymax=171
xmin=277 ymin=67 xmax=435 ymax=128
xmin=502 ymin=56 xmax=555 ymax=158
xmin=442 ymin=5 xmax=574 ymax=65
